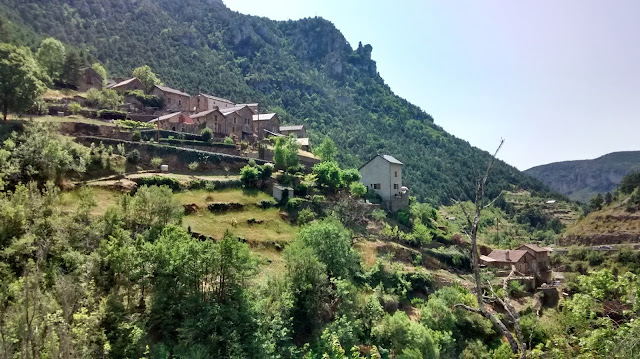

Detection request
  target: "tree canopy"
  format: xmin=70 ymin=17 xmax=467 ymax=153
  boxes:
xmin=0 ymin=43 xmax=48 ymax=120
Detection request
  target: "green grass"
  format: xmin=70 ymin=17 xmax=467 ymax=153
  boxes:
xmin=59 ymin=186 xmax=123 ymax=216
xmin=183 ymin=207 xmax=297 ymax=244
xmin=29 ymin=115 xmax=117 ymax=127
xmin=174 ymin=188 xmax=272 ymax=207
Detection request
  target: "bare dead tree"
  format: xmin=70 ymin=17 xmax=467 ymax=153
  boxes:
xmin=452 ymin=139 xmax=527 ymax=357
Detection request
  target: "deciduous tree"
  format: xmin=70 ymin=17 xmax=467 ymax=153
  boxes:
xmin=0 ymin=44 xmax=48 ymax=120
xmin=36 ymin=37 xmax=65 ymax=80
xmin=132 ymin=65 xmax=161 ymax=93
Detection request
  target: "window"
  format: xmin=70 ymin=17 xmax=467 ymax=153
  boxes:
xmin=373 ymin=184 xmax=381 ymax=190
xmin=394 ymin=184 xmax=399 ymax=190
xmin=395 ymin=171 xmax=398 ymax=177
xmin=232 ymin=127 xmax=235 ymax=133
xmin=214 ymin=115 xmax=217 ymax=121
xmin=172 ymin=127 xmax=176 ymax=131
xmin=167 ymin=98 xmax=172 ymax=104
xmin=234 ymin=118 xmax=237 ymax=124
xmin=178 ymin=99 xmax=181 ymax=106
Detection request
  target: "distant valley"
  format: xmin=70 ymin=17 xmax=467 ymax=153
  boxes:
xmin=525 ymin=151 xmax=640 ymax=203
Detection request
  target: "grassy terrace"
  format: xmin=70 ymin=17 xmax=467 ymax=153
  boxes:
xmin=10 ymin=114 xmax=117 ymax=127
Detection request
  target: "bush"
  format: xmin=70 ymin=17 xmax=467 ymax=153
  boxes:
xmin=286 ymin=197 xmax=306 ymax=211
xmin=131 ymin=131 xmax=142 ymax=142
xmin=297 ymin=208 xmax=315 ymax=225
xmin=349 ymin=182 xmax=367 ymax=198
xmin=187 ymin=161 xmax=199 ymax=171
xmin=124 ymin=89 xmax=162 ymax=108
xmin=97 ymin=109 xmax=126 ymax=120
xmin=313 ymin=161 xmax=343 ymax=190
xmin=133 ymin=176 xmax=181 ymax=192
xmin=151 ymin=157 xmax=162 ymax=168
xmin=201 ymin=127 xmax=213 ymax=142
xmin=126 ymin=149 xmax=140 ymax=164
xmin=260 ymin=163 xmax=273 ymax=180
xmin=240 ymin=165 xmax=260 ymax=188
xmin=371 ymin=208 xmax=387 ymax=221
xmin=223 ymin=136 xmax=234 ymax=145
xmin=507 ymin=280 xmax=526 ymax=297
xmin=68 ymin=102 xmax=82 ymax=115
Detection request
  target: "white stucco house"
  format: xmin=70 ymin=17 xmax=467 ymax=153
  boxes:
xmin=359 ymin=154 xmax=409 ymax=212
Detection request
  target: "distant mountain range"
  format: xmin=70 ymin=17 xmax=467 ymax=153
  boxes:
xmin=525 ymin=151 xmax=640 ymax=203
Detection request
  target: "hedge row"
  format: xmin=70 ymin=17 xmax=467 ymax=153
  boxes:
xmin=139 ymin=129 xmax=204 ymax=141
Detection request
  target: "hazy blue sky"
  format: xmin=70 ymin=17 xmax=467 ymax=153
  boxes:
xmin=226 ymin=0 xmax=640 ymax=170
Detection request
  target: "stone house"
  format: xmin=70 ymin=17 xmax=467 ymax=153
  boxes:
xmin=152 ymin=85 xmax=191 ymax=112
xmin=191 ymin=93 xmax=236 ymax=113
xmin=107 ymin=77 xmax=145 ymax=93
xmin=296 ymin=138 xmax=310 ymax=151
xmin=190 ymin=109 xmax=226 ymax=136
xmin=480 ymin=250 xmax=537 ymax=275
xmin=253 ymin=113 xmax=280 ymax=140
xmin=76 ymin=67 xmax=104 ymax=92
xmin=481 ymin=244 xmax=553 ymax=283
xmin=237 ymin=103 xmax=259 ymax=114
xmin=358 ymin=154 xmax=409 ymax=212
xmin=279 ymin=125 xmax=306 ymax=138
xmin=149 ymin=112 xmax=196 ymax=133
xmin=221 ymin=105 xmax=255 ymax=141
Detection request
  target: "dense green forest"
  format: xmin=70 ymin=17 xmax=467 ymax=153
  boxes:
xmin=0 ymin=0 xmax=551 ymax=204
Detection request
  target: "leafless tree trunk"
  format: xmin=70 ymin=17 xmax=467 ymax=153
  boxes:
xmin=454 ymin=139 xmax=527 ymax=357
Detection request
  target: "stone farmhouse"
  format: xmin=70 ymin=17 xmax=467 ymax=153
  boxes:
xmin=152 ymin=85 xmax=191 ymax=112
xmin=280 ymin=125 xmax=306 ymax=138
xmin=76 ymin=67 xmax=104 ymax=92
xmin=149 ymin=112 xmax=195 ymax=132
xmin=359 ymin=154 xmax=409 ymax=212
xmin=107 ymin=77 xmax=145 ymax=93
xmin=480 ymin=243 xmax=552 ymax=284
xmin=253 ymin=113 xmax=280 ymax=140
xmin=191 ymin=93 xmax=236 ymax=113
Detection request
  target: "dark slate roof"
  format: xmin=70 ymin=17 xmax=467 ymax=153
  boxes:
xmin=155 ymin=85 xmax=190 ymax=97
xmin=191 ymin=109 xmax=221 ymax=119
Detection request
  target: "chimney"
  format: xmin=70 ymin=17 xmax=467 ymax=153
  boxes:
xmin=505 ymin=251 xmax=510 ymax=261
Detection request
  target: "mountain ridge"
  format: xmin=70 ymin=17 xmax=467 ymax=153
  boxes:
xmin=0 ymin=0 xmax=551 ymax=204
xmin=525 ymin=150 xmax=640 ymax=203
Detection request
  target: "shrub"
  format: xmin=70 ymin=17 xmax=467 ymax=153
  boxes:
xmin=124 ymin=89 xmax=162 ymax=108
xmin=133 ymin=176 xmax=181 ymax=192
xmin=187 ymin=161 xmax=199 ymax=171
xmin=151 ymin=157 xmax=162 ymax=168
xmin=97 ymin=109 xmax=126 ymax=120
xmin=507 ymin=280 xmax=526 ymax=297
xmin=286 ymin=197 xmax=306 ymax=211
xmin=313 ymin=161 xmax=343 ymax=190
xmin=349 ymin=182 xmax=367 ymax=198
xmin=126 ymin=149 xmax=140 ymax=164
xmin=68 ymin=102 xmax=82 ymax=115
xmin=201 ymin=127 xmax=213 ymax=142
xmin=297 ymin=208 xmax=315 ymax=225
xmin=131 ymin=131 xmax=142 ymax=142
xmin=260 ymin=163 xmax=273 ymax=180
xmin=371 ymin=208 xmax=387 ymax=221
xmin=240 ymin=165 xmax=260 ymax=188
xmin=223 ymin=136 xmax=234 ymax=145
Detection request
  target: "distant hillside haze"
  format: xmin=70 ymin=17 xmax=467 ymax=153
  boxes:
xmin=0 ymin=0 xmax=552 ymax=204
xmin=525 ymin=151 xmax=640 ymax=203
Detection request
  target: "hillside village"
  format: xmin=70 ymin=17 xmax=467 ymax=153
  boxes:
xmin=72 ymin=67 xmax=311 ymax=151
xmin=2 ymin=9 xmax=640 ymax=357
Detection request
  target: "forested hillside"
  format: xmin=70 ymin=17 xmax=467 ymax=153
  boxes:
xmin=0 ymin=0 xmax=550 ymax=204
xmin=526 ymin=151 xmax=640 ymax=203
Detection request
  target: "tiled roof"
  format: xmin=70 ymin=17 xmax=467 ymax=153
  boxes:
xmin=201 ymin=93 xmax=234 ymax=103
xmin=517 ymin=244 xmax=552 ymax=253
xmin=280 ymin=125 xmax=304 ymax=131
xmin=253 ymin=113 xmax=276 ymax=121
xmin=220 ymin=105 xmax=251 ymax=115
xmin=191 ymin=109 xmax=221 ymax=119
xmin=149 ymin=111 xmax=183 ymax=123
xmin=155 ymin=85 xmax=190 ymax=97
xmin=486 ymin=250 xmax=529 ymax=263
